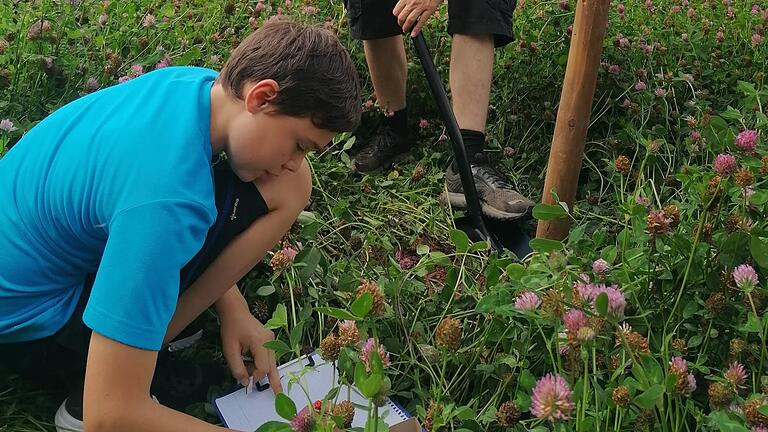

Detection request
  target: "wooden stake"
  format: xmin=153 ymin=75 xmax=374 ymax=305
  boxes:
xmin=536 ymin=0 xmax=611 ymax=240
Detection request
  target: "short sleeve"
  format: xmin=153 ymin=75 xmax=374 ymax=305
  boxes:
xmin=82 ymin=199 xmax=214 ymax=350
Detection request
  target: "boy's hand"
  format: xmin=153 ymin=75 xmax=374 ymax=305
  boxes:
xmin=219 ymin=306 xmax=283 ymax=395
xmin=393 ymin=0 xmax=443 ymax=37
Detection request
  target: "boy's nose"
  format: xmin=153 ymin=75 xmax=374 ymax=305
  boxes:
xmin=283 ymin=154 xmax=302 ymax=172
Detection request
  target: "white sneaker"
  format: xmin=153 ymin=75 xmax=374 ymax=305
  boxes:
xmin=55 ymin=395 xmax=160 ymax=431
xmin=167 ymin=329 xmax=203 ymax=352
xmin=54 ymin=398 xmax=83 ymax=432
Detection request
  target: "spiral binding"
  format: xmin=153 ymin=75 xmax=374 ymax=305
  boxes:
xmin=386 ymin=398 xmax=409 ymax=421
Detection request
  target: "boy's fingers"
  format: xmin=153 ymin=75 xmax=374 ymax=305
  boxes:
xmin=223 ymin=343 xmax=249 ymax=385
xmin=252 ymin=368 xmax=269 ymax=383
xmin=251 ymin=344 xmax=270 ymax=382
xmin=268 ymin=361 xmax=282 ymax=395
xmin=268 ymin=350 xmax=282 ymax=394
xmin=250 ymin=359 xmax=267 ymax=385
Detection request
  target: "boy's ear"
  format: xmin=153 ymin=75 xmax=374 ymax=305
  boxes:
xmin=243 ymin=79 xmax=280 ymax=114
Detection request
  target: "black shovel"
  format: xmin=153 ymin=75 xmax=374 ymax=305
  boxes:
xmin=411 ymin=32 xmax=532 ymax=259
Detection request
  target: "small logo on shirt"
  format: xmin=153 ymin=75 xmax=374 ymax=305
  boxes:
xmin=230 ymin=198 xmax=240 ymax=220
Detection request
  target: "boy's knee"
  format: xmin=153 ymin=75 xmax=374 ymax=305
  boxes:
xmin=292 ymin=161 xmax=313 ymax=208
xmin=256 ymin=159 xmax=312 ymax=213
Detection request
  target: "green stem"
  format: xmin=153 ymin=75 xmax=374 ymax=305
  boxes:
xmin=288 ymin=271 xmax=298 ymax=329
xmin=373 ymin=404 xmax=379 ymax=432
xmin=592 ymin=346 xmax=600 ymax=431
xmin=445 ymin=364 xmax=470 ymax=395
xmin=456 ymin=323 xmax=512 ymax=395
xmin=662 ymin=180 xmax=721 ymax=357
xmin=580 ymin=356 xmax=588 ymax=431
xmin=742 ymin=291 xmax=768 ymax=381
xmin=662 ymin=211 xmax=707 ymax=356
xmin=695 ymin=320 xmax=713 ymax=366
xmin=367 ymin=399 xmax=373 ymax=431
xmin=437 ymin=356 xmax=447 ymax=398
xmin=431 ymin=254 xmax=467 ymax=342
xmin=536 ymin=322 xmax=559 ymax=371
xmin=761 ymin=320 xmax=768 ymax=389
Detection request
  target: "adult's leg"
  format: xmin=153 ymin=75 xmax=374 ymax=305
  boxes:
xmin=442 ymin=0 xmax=534 ymax=220
xmin=450 ymin=34 xmax=494 ymax=136
xmin=364 ymin=36 xmax=407 ymax=114
xmin=353 ymin=36 xmax=414 ymax=173
xmin=343 ymin=0 xmax=413 ymax=172
xmin=447 ymin=0 xmax=516 ymax=150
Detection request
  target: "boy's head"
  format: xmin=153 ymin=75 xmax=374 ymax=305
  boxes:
xmin=215 ymin=18 xmax=362 ymax=181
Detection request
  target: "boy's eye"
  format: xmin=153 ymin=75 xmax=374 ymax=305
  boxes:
xmin=296 ymin=142 xmax=305 ymax=153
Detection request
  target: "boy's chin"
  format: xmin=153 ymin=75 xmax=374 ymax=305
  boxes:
xmin=256 ymin=170 xmax=281 ymax=180
xmin=247 ymin=170 xmax=273 ymax=182
xmin=232 ymin=168 xmax=258 ymax=183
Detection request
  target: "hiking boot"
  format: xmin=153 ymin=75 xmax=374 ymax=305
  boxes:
xmin=442 ymin=152 xmax=534 ymax=220
xmin=353 ymin=126 xmax=413 ymax=173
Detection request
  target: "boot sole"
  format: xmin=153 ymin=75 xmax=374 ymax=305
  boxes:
xmin=441 ymin=191 xmax=531 ymax=221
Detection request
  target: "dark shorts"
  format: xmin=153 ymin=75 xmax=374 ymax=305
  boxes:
xmin=0 ymin=159 xmax=269 ymax=391
xmin=343 ymin=0 xmax=517 ymax=48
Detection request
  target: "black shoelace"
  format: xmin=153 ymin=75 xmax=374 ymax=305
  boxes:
xmin=470 ymin=153 xmax=513 ymax=188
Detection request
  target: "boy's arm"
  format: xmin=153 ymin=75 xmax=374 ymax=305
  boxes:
xmin=84 ymin=331 xmax=236 ymax=431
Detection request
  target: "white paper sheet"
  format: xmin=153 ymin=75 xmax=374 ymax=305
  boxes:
xmin=213 ymin=353 xmax=409 ymax=431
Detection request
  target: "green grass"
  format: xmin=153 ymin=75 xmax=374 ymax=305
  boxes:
xmin=3 ymin=0 xmax=768 ymax=430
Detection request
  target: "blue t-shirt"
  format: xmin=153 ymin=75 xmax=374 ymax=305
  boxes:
xmin=0 ymin=67 xmax=218 ymax=350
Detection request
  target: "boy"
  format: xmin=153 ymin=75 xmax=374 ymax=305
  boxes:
xmin=0 ymin=18 xmax=361 ymax=432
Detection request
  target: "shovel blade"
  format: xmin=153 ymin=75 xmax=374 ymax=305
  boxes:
xmin=454 ymin=216 xmax=533 ymax=260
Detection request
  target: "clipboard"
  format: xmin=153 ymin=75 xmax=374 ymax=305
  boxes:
xmin=211 ymin=353 xmax=420 ymax=431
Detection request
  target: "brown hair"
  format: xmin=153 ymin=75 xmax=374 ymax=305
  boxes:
xmin=217 ymin=17 xmax=361 ymax=133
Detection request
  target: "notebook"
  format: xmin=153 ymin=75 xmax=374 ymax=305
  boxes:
xmin=212 ymin=353 xmax=413 ymax=431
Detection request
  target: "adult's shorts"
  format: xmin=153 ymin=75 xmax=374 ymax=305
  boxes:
xmin=343 ymin=0 xmax=517 ymax=48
